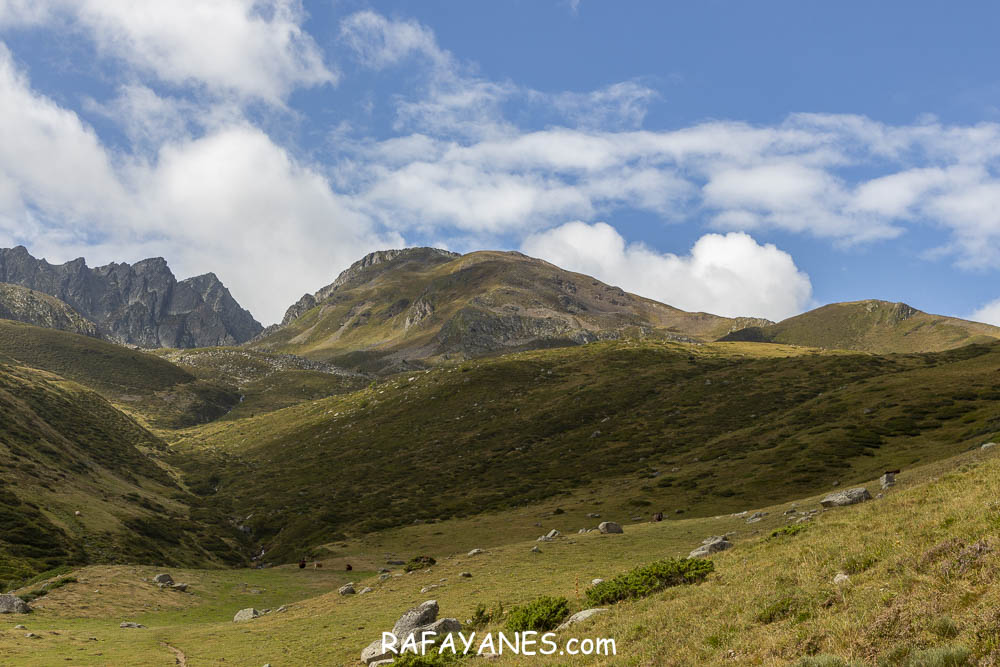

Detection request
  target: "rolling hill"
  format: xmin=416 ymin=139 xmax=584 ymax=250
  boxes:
xmin=721 ymin=299 xmax=1000 ymax=353
xmin=0 ymin=283 xmax=100 ymax=338
xmin=173 ymin=338 xmax=1000 ymax=562
xmin=251 ymin=248 xmax=771 ymax=373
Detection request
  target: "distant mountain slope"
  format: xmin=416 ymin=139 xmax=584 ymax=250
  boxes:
xmin=720 ymin=300 xmax=1000 ymax=353
xmin=0 ymin=320 xmax=239 ymax=428
xmin=0 ymin=246 xmax=262 ymax=348
xmin=0 ymin=360 xmax=244 ymax=585
xmin=0 ymin=283 xmax=99 ymax=337
xmin=253 ymin=247 xmax=770 ymax=372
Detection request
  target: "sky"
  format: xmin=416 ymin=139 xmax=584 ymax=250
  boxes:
xmin=1 ymin=2 xmax=1000 ymax=326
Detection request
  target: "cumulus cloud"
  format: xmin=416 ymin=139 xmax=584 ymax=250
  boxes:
xmin=971 ymin=298 xmax=1000 ymax=327
xmin=521 ymin=222 xmax=812 ymax=321
xmin=1 ymin=0 xmax=334 ymax=103
xmin=0 ymin=46 xmax=393 ymax=324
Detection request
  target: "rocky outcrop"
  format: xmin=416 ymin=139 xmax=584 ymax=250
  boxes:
xmin=820 ymin=487 xmax=872 ymax=508
xmin=0 ymin=283 xmax=100 ymax=337
xmin=0 ymin=246 xmax=261 ymax=348
xmin=689 ymin=536 xmax=732 ymax=558
xmin=361 ymin=600 xmax=462 ymax=665
xmin=233 ymin=608 xmax=260 ymax=623
xmin=598 ymin=521 xmax=623 ymax=534
xmin=0 ymin=594 xmax=31 ymax=614
xmin=555 ymin=608 xmax=608 ymax=632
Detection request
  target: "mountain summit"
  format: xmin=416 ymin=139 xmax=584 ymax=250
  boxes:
xmin=253 ymin=247 xmax=770 ymax=372
xmin=0 ymin=246 xmax=262 ymax=348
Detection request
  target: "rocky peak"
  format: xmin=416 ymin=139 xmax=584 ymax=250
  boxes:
xmin=0 ymin=246 xmax=262 ymax=348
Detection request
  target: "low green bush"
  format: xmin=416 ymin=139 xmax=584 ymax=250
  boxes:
xmin=585 ymin=558 xmax=714 ymax=605
xmin=404 ymin=556 xmax=437 ymax=572
xmin=770 ymin=524 xmax=808 ymax=539
xmin=906 ymin=645 xmax=971 ymax=666
xmin=504 ymin=596 xmax=570 ymax=632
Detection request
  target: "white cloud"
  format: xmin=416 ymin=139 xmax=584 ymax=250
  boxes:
xmin=2 ymin=0 xmax=334 ymax=103
xmin=521 ymin=222 xmax=812 ymax=321
xmin=0 ymin=47 xmax=394 ymax=324
xmin=971 ymin=298 xmax=1000 ymax=326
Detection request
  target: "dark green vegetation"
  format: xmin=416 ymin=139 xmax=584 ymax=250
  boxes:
xmin=253 ymin=248 xmax=767 ymax=373
xmin=18 ymin=575 xmax=77 ymax=603
xmin=0 ymin=358 xmax=245 ymax=588
xmin=175 ymin=339 xmax=1000 ymax=561
xmin=585 ymin=558 xmax=714 ymax=605
xmin=503 ymin=595 xmax=570 ymax=632
xmin=723 ymin=300 xmax=1000 ymax=354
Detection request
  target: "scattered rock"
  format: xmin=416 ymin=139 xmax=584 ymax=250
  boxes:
xmin=339 ymin=584 xmax=356 ymax=595
xmin=152 ymin=573 xmax=174 ymax=586
xmin=833 ymin=573 xmax=851 ymax=586
xmin=24 ymin=632 xmax=39 ymax=638
xmin=982 ymin=442 xmax=997 ymax=450
xmin=467 ymin=549 xmax=484 ymax=556
xmin=537 ymin=536 xmax=553 ymax=542
xmin=689 ymin=536 xmax=732 ymax=558
xmin=880 ymin=471 xmax=897 ymax=490
xmin=378 ymin=573 xmax=391 ymax=581
xmin=783 ymin=508 xmax=797 ymax=515
xmin=420 ymin=585 xmax=439 ymax=594
xmin=119 ymin=622 xmax=146 ymax=629
xmin=233 ymin=608 xmax=260 ymax=623
xmin=591 ymin=578 xmax=604 ymax=586
xmin=531 ymin=546 xmax=541 ymax=553
xmin=630 ymin=515 xmax=642 ymax=521
xmin=74 ymin=511 xmax=81 ymax=517
xmin=0 ymin=594 xmax=31 ymax=614
xmin=14 ymin=624 xmax=26 ymax=630
xmin=555 ymin=608 xmax=608 ymax=632
xmin=820 ymin=487 xmax=872 ymax=508
xmin=746 ymin=512 xmax=768 ymax=524
xmin=587 ymin=513 xmax=601 ymax=518
xmin=545 ymin=529 xmax=561 ymax=539
xmin=598 ymin=521 xmax=623 ymax=534
xmin=460 ymin=572 xmax=472 ymax=578
xmin=386 ymin=560 xmax=405 ymax=566
xmin=170 ymin=583 xmax=188 ymax=592
xmin=359 ymin=587 xmax=373 ymax=595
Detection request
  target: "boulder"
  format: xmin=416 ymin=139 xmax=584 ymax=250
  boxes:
xmin=392 ymin=600 xmax=439 ymax=637
xmin=170 ymin=583 xmax=188 ymax=592
xmin=591 ymin=578 xmax=604 ymax=586
xmin=339 ymin=584 xmax=356 ymax=595
xmin=233 ymin=608 xmax=260 ymax=623
xmin=689 ymin=536 xmax=732 ymax=558
xmin=820 ymin=487 xmax=872 ymax=508
xmin=746 ymin=512 xmax=768 ymax=523
xmin=362 ymin=600 xmax=445 ymax=665
xmin=555 ymin=608 xmax=608 ymax=632
xmin=460 ymin=572 xmax=472 ymax=578
xmin=545 ymin=529 xmax=561 ymax=539
xmin=119 ymin=622 xmax=146 ymax=629
xmin=531 ymin=546 xmax=542 ymax=553
xmin=833 ymin=573 xmax=850 ymax=586
xmin=359 ymin=587 xmax=373 ymax=595
xmin=0 ymin=594 xmax=31 ymax=614
xmin=587 ymin=513 xmax=601 ymax=518
xmin=880 ymin=472 xmax=896 ymax=490
xmin=152 ymin=573 xmax=174 ymax=585
xmin=467 ymin=549 xmax=484 ymax=556
xmin=598 ymin=521 xmax=623 ymax=534
xmin=982 ymin=442 xmax=997 ymax=450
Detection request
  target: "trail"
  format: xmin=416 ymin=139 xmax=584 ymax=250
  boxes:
xmin=162 ymin=643 xmax=187 ymax=666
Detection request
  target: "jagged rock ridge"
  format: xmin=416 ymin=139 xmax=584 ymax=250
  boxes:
xmin=0 ymin=246 xmax=262 ymax=348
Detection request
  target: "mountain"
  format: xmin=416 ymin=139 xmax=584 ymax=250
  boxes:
xmin=0 ymin=283 xmax=99 ymax=338
xmin=721 ymin=299 xmax=1000 ymax=353
xmin=0 ymin=246 xmax=262 ymax=348
xmin=253 ymin=247 xmax=771 ymax=372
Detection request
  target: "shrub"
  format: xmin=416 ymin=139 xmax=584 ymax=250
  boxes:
xmin=842 ymin=553 xmax=878 ymax=575
xmin=585 ymin=558 xmax=714 ymax=605
xmin=770 ymin=524 xmax=807 ymax=540
xmin=930 ymin=616 xmax=960 ymax=639
xmin=404 ymin=556 xmax=437 ymax=572
xmin=392 ymin=649 xmax=464 ymax=666
xmin=906 ymin=645 xmax=971 ymax=666
xmin=467 ymin=602 xmax=503 ymax=630
xmin=795 ymin=656 xmax=857 ymax=667
xmin=504 ymin=596 xmax=570 ymax=632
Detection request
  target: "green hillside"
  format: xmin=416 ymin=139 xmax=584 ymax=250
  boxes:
xmin=0 ymin=360 xmax=245 ymax=587
xmin=721 ymin=299 xmax=1000 ymax=353
xmin=173 ymin=339 xmax=1000 ymax=562
xmin=0 ymin=320 xmax=239 ymax=428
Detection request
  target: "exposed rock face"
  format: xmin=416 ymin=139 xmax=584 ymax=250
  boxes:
xmin=555 ymin=608 xmax=608 ymax=632
xmin=0 ymin=246 xmax=261 ymax=347
xmin=689 ymin=536 xmax=732 ymax=558
xmin=820 ymin=487 xmax=872 ymax=508
xmin=0 ymin=284 xmax=100 ymax=337
xmin=0 ymin=594 xmax=31 ymax=614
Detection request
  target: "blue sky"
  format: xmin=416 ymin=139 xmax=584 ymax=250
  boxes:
xmin=1 ymin=1 xmax=1000 ymax=326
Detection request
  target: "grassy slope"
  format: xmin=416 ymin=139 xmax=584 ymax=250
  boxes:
xmin=173 ymin=339 xmax=1000 ymax=562
xmin=0 ymin=320 xmax=239 ymax=428
xmin=3 ymin=447 xmax=998 ymax=665
xmin=0 ymin=360 xmax=245 ymax=588
xmin=253 ymin=250 xmax=759 ymax=372
xmin=722 ymin=300 xmax=1000 ymax=353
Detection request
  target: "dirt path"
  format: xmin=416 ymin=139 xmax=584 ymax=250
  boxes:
xmin=162 ymin=643 xmax=187 ymax=666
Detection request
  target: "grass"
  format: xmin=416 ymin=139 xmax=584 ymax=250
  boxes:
xmin=172 ymin=338 xmax=1000 ymax=561
xmin=0 ymin=446 xmax=998 ymax=664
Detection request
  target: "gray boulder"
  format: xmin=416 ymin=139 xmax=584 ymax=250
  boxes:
xmin=467 ymin=548 xmax=484 ymax=556
xmin=598 ymin=521 xmax=623 ymax=534
xmin=746 ymin=512 xmax=768 ymax=523
xmin=880 ymin=472 xmax=896 ymax=490
xmin=0 ymin=594 xmax=30 ymax=614
xmin=392 ymin=600 xmax=439 ymax=637
xmin=982 ymin=442 xmax=997 ymax=450
xmin=820 ymin=487 xmax=872 ymax=508
xmin=689 ymin=536 xmax=732 ymax=558
xmin=233 ymin=608 xmax=260 ymax=623
xmin=339 ymin=583 xmax=356 ymax=595
xmin=555 ymin=608 xmax=608 ymax=632
xmin=152 ymin=573 xmax=174 ymax=585
xmin=119 ymin=622 xmax=146 ymax=629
